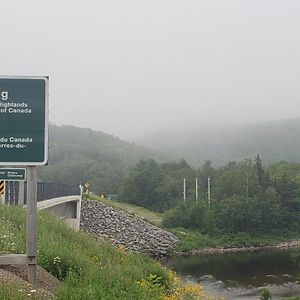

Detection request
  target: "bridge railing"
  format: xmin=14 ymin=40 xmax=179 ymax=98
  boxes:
xmin=4 ymin=181 xmax=80 ymax=205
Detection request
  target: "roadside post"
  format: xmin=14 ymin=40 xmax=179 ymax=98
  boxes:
xmin=0 ymin=180 xmax=5 ymax=204
xmin=79 ymin=184 xmax=83 ymax=199
xmin=0 ymin=76 xmax=49 ymax=285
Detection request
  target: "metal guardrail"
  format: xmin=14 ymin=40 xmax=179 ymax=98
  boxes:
xmin=4 ymin=181 xmax=80 ymax=205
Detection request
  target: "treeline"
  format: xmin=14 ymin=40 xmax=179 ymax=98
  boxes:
xmin=118 ymin=156 xmax=300 ymax=234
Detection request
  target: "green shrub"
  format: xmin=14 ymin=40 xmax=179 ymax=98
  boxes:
xmin=260 ymin=288 xmax=272 ymax=300
xmin=163 ymin=200 xmax=214 ymax=233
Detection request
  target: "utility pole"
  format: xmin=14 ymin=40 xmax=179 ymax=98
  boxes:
xmin=195 ymin=178 xmax=198 ymax=200
xmin=208 ymin=176 xmax=211 ymax=206
xmin=183 ymin=178 xmax=186 ymax=201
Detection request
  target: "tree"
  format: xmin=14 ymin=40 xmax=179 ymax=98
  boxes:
xmin=118 ymin=159 xmax=162 ymax=210
xmin=163 ymin=200 xmax=213 ymax=232
xmin=215 ymin=196 xmax=248 ymax=232
xmin=136 ymin=159 xmax=162 ymax=209
xmin=259 ymin=187 xmax=281 ymax=231
xmin=254 ymin=154 xmax=269 ymax=190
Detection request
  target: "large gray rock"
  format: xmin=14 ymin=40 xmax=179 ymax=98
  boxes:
xmin=80 ymin=199 xmax=178 ymax=257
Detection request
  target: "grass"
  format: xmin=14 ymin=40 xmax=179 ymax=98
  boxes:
xmin=169 ymin=227 xmax=300 ymax=252
xmin=0 ymin=283 xmax=30 ymax=300
xmin=168 ymin=228 xmax=221 ymax=252
xmin=86 ymin=194 xmax=163 ymax=226
xmin=0 ymin=204 xmax=211 ymax=300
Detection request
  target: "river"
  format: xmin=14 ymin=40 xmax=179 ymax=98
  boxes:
xmin=166 ymin=248 xmax=300 ymax=299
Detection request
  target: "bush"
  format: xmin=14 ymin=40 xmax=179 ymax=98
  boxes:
xmin=260 ymin=288 xmax=272 ymax=300
xmin=163 ymin=200 xmax=214 ymax=233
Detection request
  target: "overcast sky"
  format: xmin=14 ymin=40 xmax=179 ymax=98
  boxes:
xmin=1 ymin=0 xmax=300 ymax=140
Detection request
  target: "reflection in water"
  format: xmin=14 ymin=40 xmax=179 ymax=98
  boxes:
xmin=167 ymin=249 xmax=300 ymax=299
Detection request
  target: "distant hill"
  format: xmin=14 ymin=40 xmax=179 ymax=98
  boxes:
xmin=38 ymin=124 xmax=167 ymax=193
xmin=136 ymin=118 xmax=300 ymax=167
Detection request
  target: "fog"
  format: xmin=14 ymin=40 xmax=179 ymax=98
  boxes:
xmin=1 ymin=0 xmax=300 ymax=140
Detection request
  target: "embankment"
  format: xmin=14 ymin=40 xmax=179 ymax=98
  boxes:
xmin=80 ymin=199 xmax=178 ymax=257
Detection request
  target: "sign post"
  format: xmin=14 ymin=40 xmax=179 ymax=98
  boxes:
xmin=0 ymin=76 xmax=48 ymax=286
xmin=26 ymin=166 xmax=38 ymax=284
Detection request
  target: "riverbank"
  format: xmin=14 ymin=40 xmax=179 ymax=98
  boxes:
xmin=175 ymin=240 xmax=300 ymax=256
xmin=169 ymin=227 xmax=300 ymax=255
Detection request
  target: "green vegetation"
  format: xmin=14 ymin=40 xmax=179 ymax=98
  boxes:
xmin=161 ymin=156 xmax=300 ymax=235
xmin=118 ymin=159 xmax=194 ymax=212
xmin=169 ymin=228 xmax=299 ymax=252
xmin=168 ymin=228 xmax=220 ymax=252
xmin=0 ymin=283 xmax=29 ymax=300
xmin=0 ymin=204 xmax=209 ymax=300
xmin=38 ymin=124 xmax=166 ymax=194
xmin=260 ymin=288 xmax=272 ymax=300
xmin=118 ymin=156 xmax=300 ymax=250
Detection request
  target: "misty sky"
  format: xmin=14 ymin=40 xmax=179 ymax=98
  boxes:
xmin=1 ymin=0 xmax=300 ymax=140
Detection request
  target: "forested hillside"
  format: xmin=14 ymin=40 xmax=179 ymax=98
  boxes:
xmin=38 ymin=118 xmax=300 ymax=196
xmin=38 ymin=124 xmax=166 ymax=193
xmin=136 ymin=118 xmax=300 ymax=167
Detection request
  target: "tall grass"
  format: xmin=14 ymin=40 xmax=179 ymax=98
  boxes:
xmin=0 ymin=204 xmax=209 ymax=300
xmin=0 ymin=283 xmax=29 ymax=300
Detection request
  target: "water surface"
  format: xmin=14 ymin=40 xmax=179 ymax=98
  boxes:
xmin=167 ymin=249 xmax=300 ymax=299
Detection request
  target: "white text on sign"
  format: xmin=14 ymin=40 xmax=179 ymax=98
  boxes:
xmin=1 ymin=91 xmax=8 ymax=101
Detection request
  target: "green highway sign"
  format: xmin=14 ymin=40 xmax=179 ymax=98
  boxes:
xmin=0 ymin=76 xmax=48 ymax=165
xmin=0 ymin=168 xmax=26 ymax=181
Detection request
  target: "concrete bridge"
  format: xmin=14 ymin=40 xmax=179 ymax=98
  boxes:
xmin=3 ymin=181 xmax=82 ymax=231
xmin=36 ymin=195 xmax=82 ymax=231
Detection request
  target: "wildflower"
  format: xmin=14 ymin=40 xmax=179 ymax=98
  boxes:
xmin=137 ymin=278 xmax=152 ymax=290
xmin=53 ymin=256 xmax=61 ymax=264
xmin=91 ymin=255 xmax=101 ymax=264
xmin=118 ymin=245 xmax=126 ymax=252
xmin=163 ymin=294 xmax=179 ymax=300
xmin=183 ymin=283 xmax=203 ymax=296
